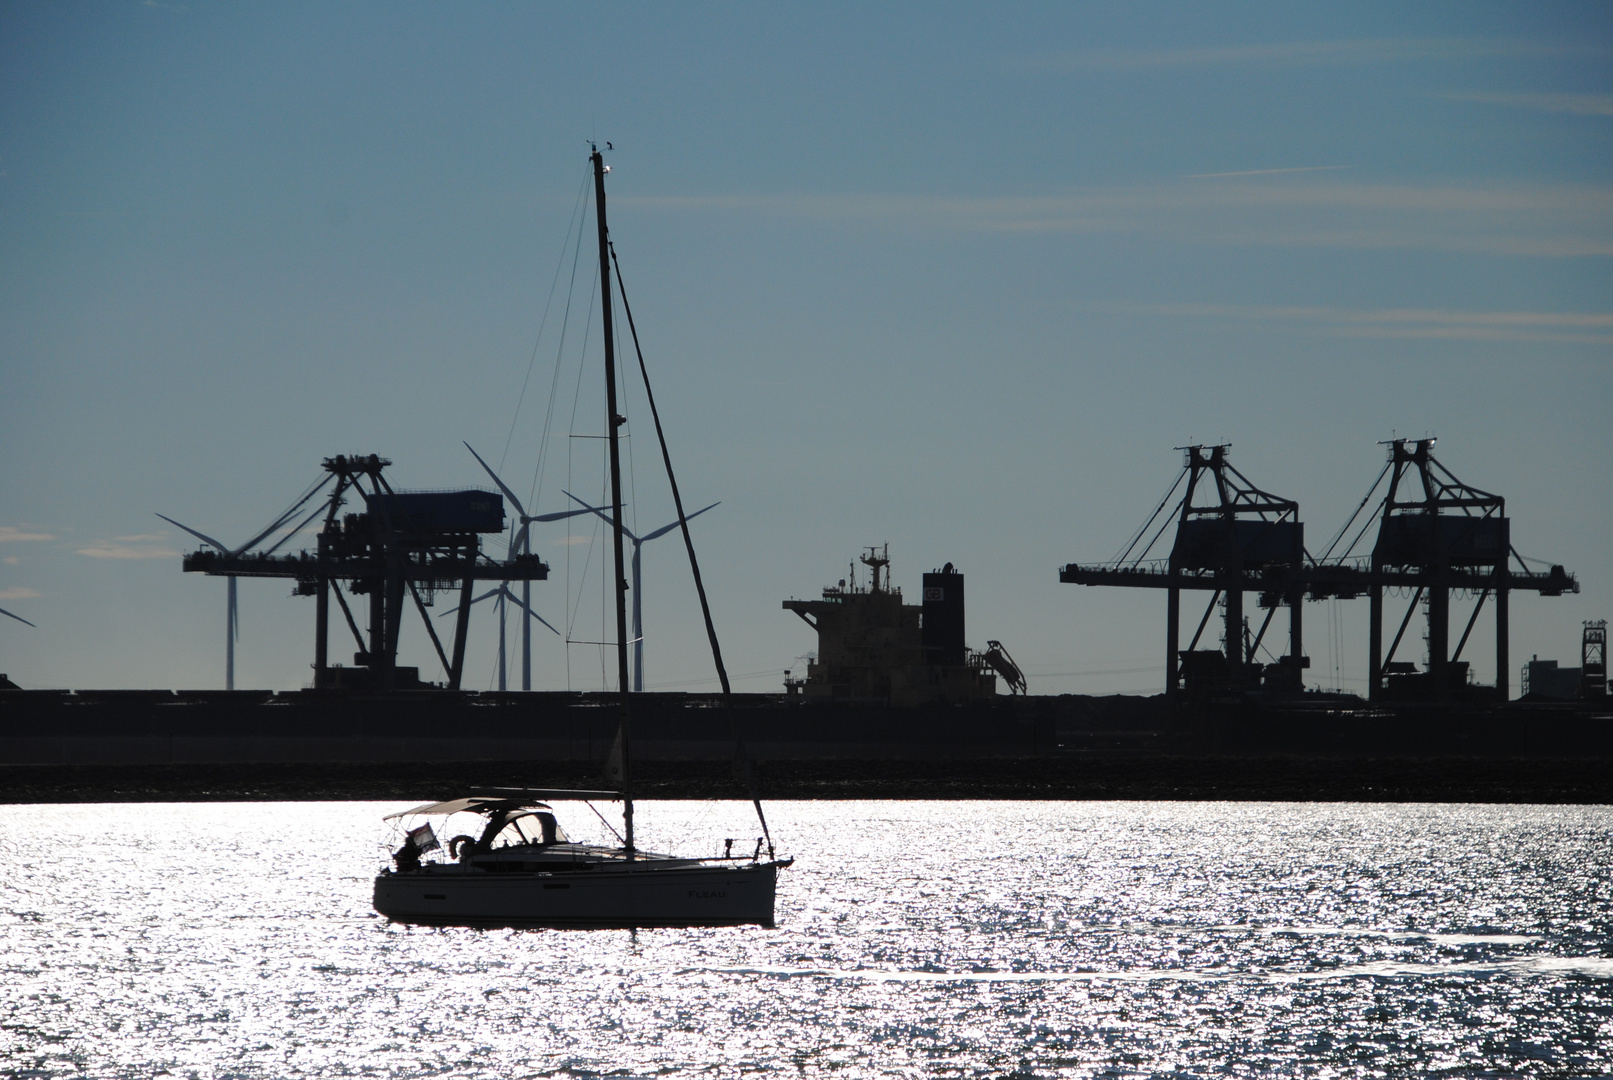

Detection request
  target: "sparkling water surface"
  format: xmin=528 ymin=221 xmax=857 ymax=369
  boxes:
xmin=2 ymin=800 xmax=1610 ymax=1078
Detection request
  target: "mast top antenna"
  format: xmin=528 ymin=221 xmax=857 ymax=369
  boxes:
xmin=860 ymin=544 xmax=890 ymax=592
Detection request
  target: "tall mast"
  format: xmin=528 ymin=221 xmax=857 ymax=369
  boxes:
xmin=592 ymin=145 xmax=635 ymax=857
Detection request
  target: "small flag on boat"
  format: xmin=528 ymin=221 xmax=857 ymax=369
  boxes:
xmin=407 ymin=823 xmax=439 ymax=853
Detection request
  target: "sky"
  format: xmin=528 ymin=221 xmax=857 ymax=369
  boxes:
xmin=1 ymin=2 xmax=1609 ymax=697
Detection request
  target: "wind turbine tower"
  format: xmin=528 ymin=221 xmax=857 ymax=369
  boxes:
xmin=567 ymin=491 xmax=720 ymax=692
xmin=157 ymin=507 xmax=312 ymax=691
xmin=464 ymin=443 xmax=601 ymax=691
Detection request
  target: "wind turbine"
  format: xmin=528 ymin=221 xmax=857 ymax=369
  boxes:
xmin=439 ymin=582 xmax=560 ymax=691
xmin=157 ymin=489 xmax=324 ymax=691
xmin=156 ymin=514 xmax=243 ymax=690
xmin=565 ymin=490 xmax=719 ymax=692
xmin=463 ymin=442 xmax=600 ymax=691
xmin=0 ymin=607 xmax=35 ymax=628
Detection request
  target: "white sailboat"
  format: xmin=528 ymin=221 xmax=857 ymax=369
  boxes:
xmin=371 ymin=789 xmax=786 ymax=929
xmin=372 ymin=146 xmax=790 ymax=929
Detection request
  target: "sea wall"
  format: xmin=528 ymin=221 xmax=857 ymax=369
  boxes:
xmin=1 ymin=689 xmax=1608 ymax=768
xmin=0 ymin=690 xmax=1056 ymax=765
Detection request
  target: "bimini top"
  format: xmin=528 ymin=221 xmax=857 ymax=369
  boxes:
xmin=383 ymin=788 xmax=620 ymax=821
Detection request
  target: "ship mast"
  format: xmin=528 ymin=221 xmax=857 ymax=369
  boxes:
xmin=592 ymin=145 xmax=635 ymax=858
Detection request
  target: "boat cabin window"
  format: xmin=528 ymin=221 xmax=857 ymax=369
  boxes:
xmin=491 ymin=810 xmax=568 ymax=848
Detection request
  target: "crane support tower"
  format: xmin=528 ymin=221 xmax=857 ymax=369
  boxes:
xmin=1363 ymin=439 xmax=1511 ymax=701
xmin=1059 ymin=445 xmax=1307 ymax=698
xmin=179 ymin=454 xmax=548 ymax=691
xmin=1060 ymin=438 xmax=1579 ymax=703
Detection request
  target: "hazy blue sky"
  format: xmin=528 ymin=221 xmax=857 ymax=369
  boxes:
xmin=2 ymin=2 xmax=1608 ymax=695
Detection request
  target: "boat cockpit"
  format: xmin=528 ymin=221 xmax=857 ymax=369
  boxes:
xmin=449 ymin=806 xmax=570 ymax=860
xmin=382 ymin=789 xmax=664 ymax=874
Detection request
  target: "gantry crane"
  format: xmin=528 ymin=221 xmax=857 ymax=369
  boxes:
xmin=179 ymin=454 xmax=548 ymax=691
xmin=1061 ymin=439 xmax=1578 ymax=702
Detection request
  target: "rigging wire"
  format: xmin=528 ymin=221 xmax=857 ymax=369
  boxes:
xmin=609 ymin=242 xmax=734 ymax=697
xmin=499 ymin=168 xmax=593 ymax=474
xmin=562 ymin=261 xmax=602 ymax=691
xmin=528 ymin=165 xmax=598 ymax=513
xmin=611 ymin=241 xmax=772 ymax=857
xmin=459 ymin=163 xmax=592 ymax=691
xmin=616 ymin=280 xmax=639 ymax=548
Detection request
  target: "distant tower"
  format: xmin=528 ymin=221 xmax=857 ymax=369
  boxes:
xmin=1584 ymin=620 xmax=1608 ymax=699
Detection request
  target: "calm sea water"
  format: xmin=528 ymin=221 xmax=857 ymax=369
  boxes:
xmin=2 ymin=800 xmax=1610 ymax=1078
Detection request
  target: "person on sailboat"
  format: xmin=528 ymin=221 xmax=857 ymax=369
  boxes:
xmin=393 ymin=823 xmax=436 ymax=872
xmin=392 ymin=841 xmax=420 ymax=873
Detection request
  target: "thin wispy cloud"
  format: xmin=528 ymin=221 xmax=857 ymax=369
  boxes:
xmin=1195 ymin=229 xmax=1613 ymax=259
xmin=1122 ymin=302 xmax=1613 ymax=346
xmin=114 ymin=533 xmax=168 ymax=543
xmin=77 ymin=541 xmax=180 ymax=560
xmin=1440 ymin=92 xmax=1613 ymax=117
xmin=1028 ymin=38 xmax=1585 ymax=72
xmin=0 ymin=587 xmax=41 ymax=601
xmin=0 ymin=527 xmax=55 ymax=543
xmin=621 ymin=179 xmax=1613 ymax=258
xmin=1189 ymin=166 xmax=1350 ymax=179
xmin=624 ymin=182 xmax=1613 ymax=220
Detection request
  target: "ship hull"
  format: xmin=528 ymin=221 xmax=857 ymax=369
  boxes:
xmin=373 ymin=859 xmax=785 ymax=929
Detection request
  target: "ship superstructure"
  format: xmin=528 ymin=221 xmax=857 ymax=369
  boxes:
xmin=783 ymin=547 xmax=1022 ymax=706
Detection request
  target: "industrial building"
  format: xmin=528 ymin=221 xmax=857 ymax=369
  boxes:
xmin=1521 ymin=621 xmax=1609 ymax=701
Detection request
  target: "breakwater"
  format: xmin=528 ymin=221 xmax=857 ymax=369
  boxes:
xmin=2 ymin=689 xmax=1609 ymax=802
xmin=4 ymin=755 xmax=1612 ymax=804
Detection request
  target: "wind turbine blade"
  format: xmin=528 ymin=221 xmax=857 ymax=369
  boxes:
xmin=155 ymin=513 xmax=228 ymax=553
xmin=436 ymin=587 xmax=502 ymax=616
xmin=503 ymin=589 xmax=562 ymax=636
xmin=464 ymin=442 xmax=527 ymax=520
xmin=562 ymin=490 xmax=638 ymax=541
xmin=641 ymin=501 xmax=720 ymax=542
xmin=526 ymin=608 xmax=563 ymax=636
xmin=530 ymin=506 xmax=601 ymax=523
xmin=0 ymin=606 xmax=36 ymax=628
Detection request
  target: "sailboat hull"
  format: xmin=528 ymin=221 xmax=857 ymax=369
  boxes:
xmin=373 ymin=859 xmax=785 ymax=929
